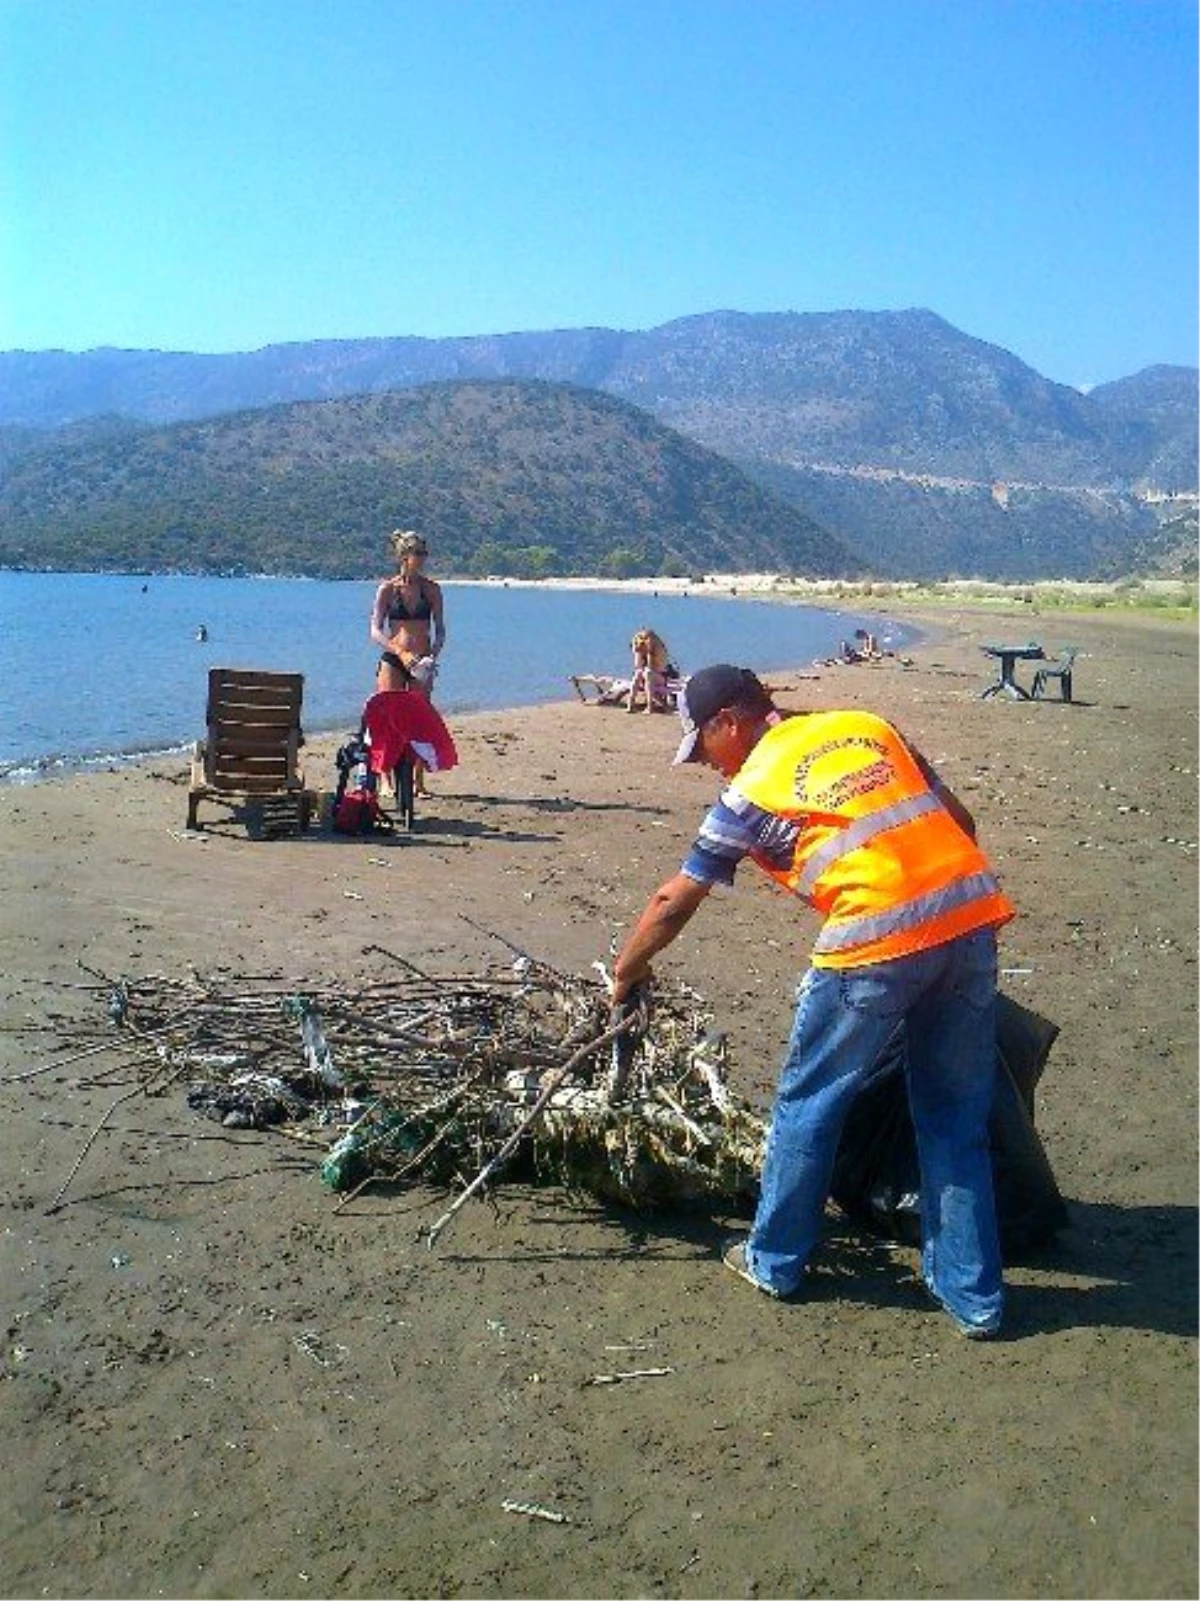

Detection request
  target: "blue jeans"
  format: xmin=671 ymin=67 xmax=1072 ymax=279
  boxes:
xmin=747 ymin=927 xmax=1004 ymax=1332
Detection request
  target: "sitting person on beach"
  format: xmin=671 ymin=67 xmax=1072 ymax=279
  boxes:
xmin=370 ymin=530 xmax=447 ymax=791
xmin=629 ymin=628 xmax=674 ymax=714
xmin=818 ymin=633 xmax=881 ymax=668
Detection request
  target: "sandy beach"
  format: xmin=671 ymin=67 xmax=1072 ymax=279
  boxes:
xmin=1 ymin=597 xmax=1196 ymax=1599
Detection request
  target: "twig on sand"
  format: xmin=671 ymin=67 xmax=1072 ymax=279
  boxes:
xmin=457 ymin=911 xmax=567 ymax=980
xmin=585 ymin=1367 xmax=675 ymax=1386
xmin=501 ymin=1500 xmax=570 ymax=1524
xmin=1 ymin=1010 xmax=197 ymax=1084
xmin=361 ymin=942 xmax=435 ymax=983
xmin=45 ymin=1058 xmax=193 ymax=1214
xmin=421 ymin=1011 xmax=639 ymax=1250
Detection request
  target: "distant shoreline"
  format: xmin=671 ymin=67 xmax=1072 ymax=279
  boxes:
xmin=464 ymin=566 xmax=1196 ymax=608
xmin=3 ymin=565 xmax=1195 ymax=615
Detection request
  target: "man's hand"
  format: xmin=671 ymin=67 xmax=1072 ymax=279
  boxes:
xmin=606 ymin=977 xmax=652 ymax=1102
xmin=612 ymin=873 xmax=711 ymax=1001
xmin=611 ymin=970 xmax=651 ymax=1006
xmin=609 ymin=976 xmax=652 ymax=1032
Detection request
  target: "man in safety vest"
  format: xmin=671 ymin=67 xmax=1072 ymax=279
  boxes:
xmin=612 ymin=664 xmax=1015 ymax=1338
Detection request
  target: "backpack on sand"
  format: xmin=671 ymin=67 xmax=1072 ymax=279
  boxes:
xmin=332 ymin=783 xmax=394 ymax=836
xmin=331 ymin=735 xmax=393 ymax=836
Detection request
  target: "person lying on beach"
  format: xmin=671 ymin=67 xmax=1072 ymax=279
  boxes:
xmin=611 ymin=663 xmax=1014 ymax=1338
xmin=570 ymin=673 xmax=637 ymax=706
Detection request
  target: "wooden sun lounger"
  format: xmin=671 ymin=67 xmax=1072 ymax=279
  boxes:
xmin=187 ymin=667 xmax=314 ymax=832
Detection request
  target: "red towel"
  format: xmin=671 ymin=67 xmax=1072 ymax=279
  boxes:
xmin=362 ymin=691 xmax=458 ymax=774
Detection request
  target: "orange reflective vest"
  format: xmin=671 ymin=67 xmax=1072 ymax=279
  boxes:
xmin=732 ymin=711 xmax=1014 ymax=969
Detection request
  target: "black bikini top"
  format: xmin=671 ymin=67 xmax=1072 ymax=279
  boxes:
xmin=387 ymin=580 xmax=433 ymax=623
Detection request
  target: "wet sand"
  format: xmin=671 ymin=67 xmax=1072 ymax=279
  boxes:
xmin=1 ymin=600 xmax=1196 ymax=1599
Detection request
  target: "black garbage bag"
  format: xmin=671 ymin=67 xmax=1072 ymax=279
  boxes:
xmin=830 ymin=993 xmax=1069 ymax=1259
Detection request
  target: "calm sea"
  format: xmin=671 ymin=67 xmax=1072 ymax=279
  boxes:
xmin=0 ymin=572 xmax=917 ymax=780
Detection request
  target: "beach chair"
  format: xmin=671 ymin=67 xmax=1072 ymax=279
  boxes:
xmin=661 ymin=673 xmax=686 ymax=711
xmin=570 ymin=671 xmax=684 ymax=711
xmin=360 ymin=690 xmax=458 ymax=831
xmin=187 ymin=667 xmax=313 ymax=833
xmin=569 ymin=673 xmax=634 ymax=706
xmin=1031 ymin=647 xmax=1078 ymax=703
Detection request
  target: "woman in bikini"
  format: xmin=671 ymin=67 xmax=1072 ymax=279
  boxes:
xmin=370 ymin=530 xmax=447 ymax=790
xmin=628 ymin=627 xmax=673 ymax=713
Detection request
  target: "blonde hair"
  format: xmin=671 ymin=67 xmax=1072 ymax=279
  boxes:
xmin=632 ymin=628 xmax=668 ymax=668
xmin=391 ymin=529 xmax=429 ymax=558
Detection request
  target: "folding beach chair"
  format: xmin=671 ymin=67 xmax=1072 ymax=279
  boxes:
xmin=187 ymin=667 xmax=313 ymax=833
xmin=569 ymin=674 xmax=633 ymax=706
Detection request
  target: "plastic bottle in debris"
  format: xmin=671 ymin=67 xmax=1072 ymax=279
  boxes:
xmin=283 ymin=997 xmax=343 ymax=1089
xmin=319 ymin=1107 xmax=416 ymax=1191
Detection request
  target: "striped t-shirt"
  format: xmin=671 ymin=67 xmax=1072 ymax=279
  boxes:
xmin=680 ymin=748 xmax=951 ymax=892
xmin=681 ymin=787 xmax=801 ymax=888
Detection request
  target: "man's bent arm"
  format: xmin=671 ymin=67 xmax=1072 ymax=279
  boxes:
xmin=613 ymin=873 xmax=711 ymax=1000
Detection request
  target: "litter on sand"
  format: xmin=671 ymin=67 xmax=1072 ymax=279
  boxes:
xmin=28 ymin=942 xmax=765 ymax=1229
xmin=19 ymin=940 xmax=1068 ymax=1259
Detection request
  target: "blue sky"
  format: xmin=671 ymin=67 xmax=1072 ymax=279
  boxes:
xmin=1 ymin=0 xmax=1195 ymax=387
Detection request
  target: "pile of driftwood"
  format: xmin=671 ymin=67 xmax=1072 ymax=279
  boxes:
xmin=22 ymin=943 xmax=766 ymax=1241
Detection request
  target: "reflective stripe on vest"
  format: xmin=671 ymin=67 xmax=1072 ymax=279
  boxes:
xmin=795 ymin=791 xmax=943 ymax=897
xmin=813 ymin=870 xmax=1005 ymax=955
xmin=731 ymin=713 xmax=1014 ymax=966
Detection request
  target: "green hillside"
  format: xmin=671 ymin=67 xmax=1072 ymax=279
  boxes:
xmin=0 ymin=379 xmax=853 ymax=579
xmin=741 ymin=460 xmax=1162 ymax=581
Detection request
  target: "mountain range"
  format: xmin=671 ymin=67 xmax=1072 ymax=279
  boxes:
xmin=1 ymin=310 xmax=1195 ymax=579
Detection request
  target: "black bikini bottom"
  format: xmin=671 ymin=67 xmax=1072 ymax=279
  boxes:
xmin=380 ymin=650 xmax=413 ymax=682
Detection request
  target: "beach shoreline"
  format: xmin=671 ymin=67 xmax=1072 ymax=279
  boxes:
xmin=0 ymin=576 xmax=930 ymax=784
xmin=1 ymin=596 xmax=1195 ymax=1598
xmin=10 ymin=566 xmax=1195 ymax=785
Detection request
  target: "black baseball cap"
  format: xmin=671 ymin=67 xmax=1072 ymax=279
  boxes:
xmin=672 ymin=664 xmax=770 ymax=765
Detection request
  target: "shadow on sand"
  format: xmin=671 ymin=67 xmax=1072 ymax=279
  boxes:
xmin=423 ymin=1189 xmax=1197 ymax=1342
